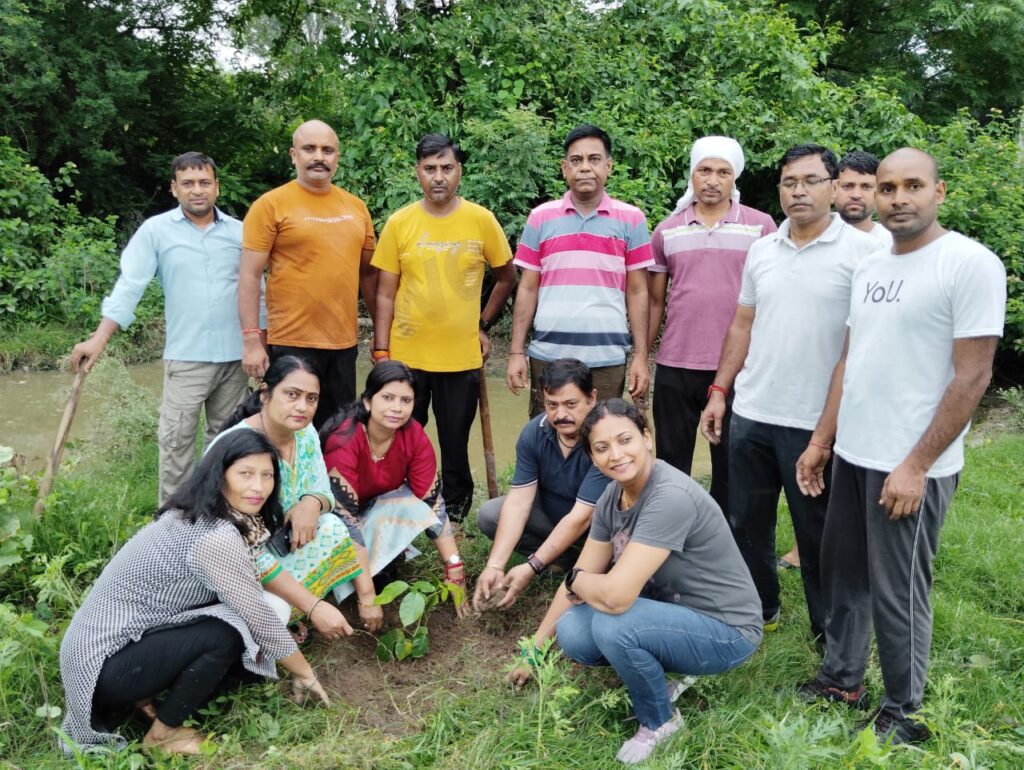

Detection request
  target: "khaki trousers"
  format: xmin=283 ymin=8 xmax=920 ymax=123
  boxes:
xmin=157 ymin=360 xmax=248 ymax=503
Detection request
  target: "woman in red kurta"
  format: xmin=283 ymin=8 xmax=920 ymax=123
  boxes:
xmin=321 ymin=361 xmax=470 ymax=618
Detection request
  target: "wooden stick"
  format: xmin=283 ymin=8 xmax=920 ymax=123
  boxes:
xmin=478 ymin=368 xmax=499 ymax=499
xmin=34 ymin=368 xmax=88 ymax=516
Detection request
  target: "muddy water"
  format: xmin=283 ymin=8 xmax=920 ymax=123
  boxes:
xmin=0 ymin=362 xmax=711 ymax=484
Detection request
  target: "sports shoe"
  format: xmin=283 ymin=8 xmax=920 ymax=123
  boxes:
xmin=667 ymin=675 xmax=698 ymax=703
xmin=796 ymin=678 xmax=871 ymax=710
xmin=616 ymin=708 xmax=683 ymax=764
xmin=859 ymin=708 xmax=931 ymax=745
xmin=763 ymin=610 xmax=781 ymax=632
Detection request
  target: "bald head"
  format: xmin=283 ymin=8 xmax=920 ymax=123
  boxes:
xmin=875 ymin=147 xmax=947 ymax=253
xmin=878 ymin=147 xmax=939 ymax=182
xmin=292 ymin=119 xmax=338 ymax=148
xmin=290 ymin=120 xmax=340 ymax=191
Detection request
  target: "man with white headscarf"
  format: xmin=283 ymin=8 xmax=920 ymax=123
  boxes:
xmin=647 ymin=136 xmax=776 ymax=516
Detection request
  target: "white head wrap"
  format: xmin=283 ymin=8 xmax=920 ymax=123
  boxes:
xmin=672 ymin=136 xmax=745 ymax=215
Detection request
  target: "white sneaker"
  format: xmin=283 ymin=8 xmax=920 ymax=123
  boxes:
xmin=616 ymin=708 xmax=683 ymax=764
xmin=667 ymin=675 xmax=697 ymax=703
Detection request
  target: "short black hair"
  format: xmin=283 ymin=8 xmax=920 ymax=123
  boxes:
xmin=539 ymin=358 xmax=593 ymax=396
xmin=580 ymin=398 xmax=649 ymax=457
xmin=838 ymin=151 xmax=880 ymax=176
xmin=563 ymin=124 xmax=612 ymax=156
xmin=416 ymin=133 xmax=466 ymax=164
xmin=779 ymin=144 xmax=838 ymax=179
xmin=171 ymin=151 xmax=218 ymax=179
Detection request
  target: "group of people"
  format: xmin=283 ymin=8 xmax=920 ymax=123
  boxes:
xmin=62 ymin=119 xmax=1005 ymax=763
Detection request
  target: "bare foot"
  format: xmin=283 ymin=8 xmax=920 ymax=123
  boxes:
xmin=143 ymin=721 xmax=204 ymax=755
xmin=778 ymin=545 xmax=801 ymax=570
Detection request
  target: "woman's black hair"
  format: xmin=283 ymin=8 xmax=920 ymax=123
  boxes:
xmin=156 ymin=429 xmax=283 ymax=535
xmin=319 ymin=360 xmax=417 ymax=442
xmin=219 ymin=355 xmax=318 ymax=433
xmin=579 ymin=398 xmax=649 ymax=456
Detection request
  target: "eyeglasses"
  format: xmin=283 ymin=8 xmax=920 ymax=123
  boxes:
xmin=779 ymin=176 xmax=833 ymax=191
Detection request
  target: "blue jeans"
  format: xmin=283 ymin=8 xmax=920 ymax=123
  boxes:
xmin=556 ymin=598 xmax=759 ymax=728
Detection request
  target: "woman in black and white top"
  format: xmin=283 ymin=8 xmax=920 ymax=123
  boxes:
xmin=60 ymin=430 xmax=338 ymax=756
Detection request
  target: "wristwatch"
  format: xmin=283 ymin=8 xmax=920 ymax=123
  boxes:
xmin=446 ymin=553 xmax=463 ymax=566
xmin=565 ymin=567 xmax=584 ymax=597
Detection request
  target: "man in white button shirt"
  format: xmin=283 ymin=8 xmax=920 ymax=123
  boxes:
xmin=699 ymin=144 xmax=878 ymax=641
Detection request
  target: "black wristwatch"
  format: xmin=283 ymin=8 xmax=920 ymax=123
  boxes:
xmin=565 ymin=567 xmax=584 ymax=596
xmin=479 ymin=317 xmax=494 ymax=333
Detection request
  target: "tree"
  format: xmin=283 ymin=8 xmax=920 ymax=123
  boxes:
xmin=779 ymin=0 xmax=1024 ymax=123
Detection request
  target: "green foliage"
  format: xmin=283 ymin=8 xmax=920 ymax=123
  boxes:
xmin=373 ymin=577 xmax=464 ymax=662
xmin=0 ymin=138 xmax=140 ymax=329
xmin=929 ymin=112 xmax=1024 ymax=353
xmin=781 ymin=0 xmax=1024 ymax=123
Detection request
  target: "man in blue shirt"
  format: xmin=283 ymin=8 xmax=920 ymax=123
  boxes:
xmin=71 ymin=152 xmax=256 ymax=502
xmin=473 ymin=358 xmax=610 ymax=611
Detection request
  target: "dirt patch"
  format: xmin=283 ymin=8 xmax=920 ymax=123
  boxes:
xmin=312 ymin=587 xmax=551 ymax=734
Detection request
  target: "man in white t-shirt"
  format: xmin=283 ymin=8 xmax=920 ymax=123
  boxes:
xmin=795 ymin=148 xmax=1006 ymax=745
xmin=699 ymin=144 xmax=878 ymax=641
xmin=834 ymin=151 xmax=893 ymax=247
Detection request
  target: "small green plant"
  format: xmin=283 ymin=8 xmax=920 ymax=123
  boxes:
xmin=514 ymin=636 xmax=582 ymax=752
xmin=373 ymin=578 xmax=465 ymax=662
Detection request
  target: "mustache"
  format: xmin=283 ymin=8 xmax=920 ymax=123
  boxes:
xmin=554 ymin=419 xmax=575 ymax=425
xmin=307 ymin=162 xmax=330 ymax=170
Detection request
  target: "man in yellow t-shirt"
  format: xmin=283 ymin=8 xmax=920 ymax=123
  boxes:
xmin=373 ymin=134 xmax=514 ymax=520
xmin=239 ymin=119 xmax=378 ymax=429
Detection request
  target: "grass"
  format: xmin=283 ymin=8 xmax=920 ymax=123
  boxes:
xmin=1 ymin=376 xmax=1022 ymax=769
xmin=0 ymin=319 xmax=166 ymax=374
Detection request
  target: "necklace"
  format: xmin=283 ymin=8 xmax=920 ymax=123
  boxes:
xmin=364 ymin=423 xmax=395 ymax=463
xmin=557 ymin=433 xmax=577 ymax=452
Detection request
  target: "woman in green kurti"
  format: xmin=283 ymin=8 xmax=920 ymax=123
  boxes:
xmin=211 ymin=355 xmax=382 ymax=634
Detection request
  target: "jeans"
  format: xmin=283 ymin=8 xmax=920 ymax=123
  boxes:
xmin=556 ymin=598 xmax=758 ymax=728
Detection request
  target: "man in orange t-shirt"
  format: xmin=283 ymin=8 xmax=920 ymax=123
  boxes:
xmin=239 ymin=120 xmax=378 ymax=428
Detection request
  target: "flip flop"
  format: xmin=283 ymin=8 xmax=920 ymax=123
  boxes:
xmin=777 ymin=557 xmax=800 ymax=571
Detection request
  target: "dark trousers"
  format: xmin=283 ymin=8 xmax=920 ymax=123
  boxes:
xmin=410 ymin=368 xmax=479 ymax=522
xmin=652 ymin=364 xmax=730 ymax=514
xmin=476 ymin=494 xmax=583 ymax=570
xmin=93 ymin=619 xmax=255 ymax=728
xmin=269 ymin=344 xmax=357 ymax=431
xmin=817 ymin=455 xmax=958 ymax=717
xmin=728 ymin=414 xmax=829 ymax=638
xmin=528 ymin=357 xmax=625 ymax=419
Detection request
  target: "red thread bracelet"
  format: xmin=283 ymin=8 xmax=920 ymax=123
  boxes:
xmin=808 ymin=440 xmax=832 ymax=451
xmin=706 ymin=383 xmax=729 ymax=400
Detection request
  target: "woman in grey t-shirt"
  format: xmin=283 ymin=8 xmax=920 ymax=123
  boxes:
xmin=514 ymin=399 xmax=762 ymax=764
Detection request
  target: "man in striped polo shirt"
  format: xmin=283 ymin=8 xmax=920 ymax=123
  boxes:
xmin=506 ymin=124 xmax=653 ymax=417
xmin=648 ymin=136 xmax=776 ymax=515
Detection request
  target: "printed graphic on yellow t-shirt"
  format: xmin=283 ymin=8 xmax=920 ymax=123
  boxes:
xmin=372 ymin=199 xmax=512 ymax=371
